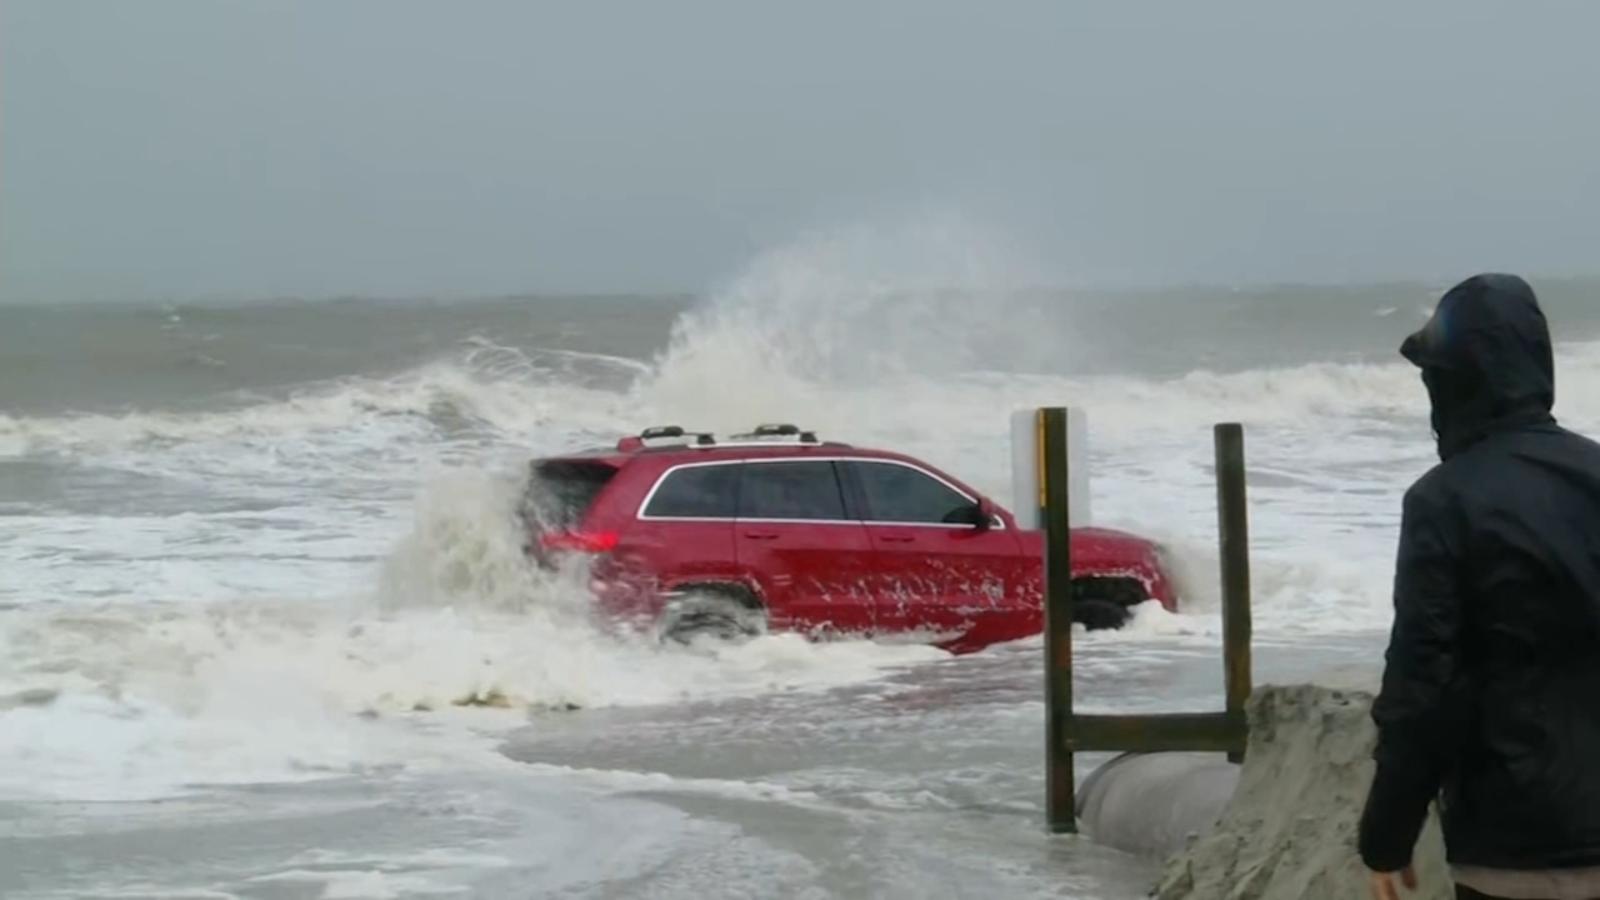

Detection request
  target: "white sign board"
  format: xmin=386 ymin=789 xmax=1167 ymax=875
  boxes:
xmin=1009 ymin=407 xmax=1091 ymax=529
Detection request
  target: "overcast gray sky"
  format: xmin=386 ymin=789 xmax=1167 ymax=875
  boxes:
xmin=4 ymin=0 xmax=1598 ymax=303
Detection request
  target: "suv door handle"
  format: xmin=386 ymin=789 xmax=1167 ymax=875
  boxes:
xmin=879 ymin=534 xmax=915 ymax=543
xmin=742 ymin=530 xmax=780 ymax=540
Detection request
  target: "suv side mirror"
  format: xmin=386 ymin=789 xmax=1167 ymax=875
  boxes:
xmin=949 ymin=498 xmax=996 ymax=530
xmin=976 ymin=497 xmax=998 ymax=530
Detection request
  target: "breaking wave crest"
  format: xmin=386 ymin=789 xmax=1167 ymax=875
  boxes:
xmin=9 ymin=316 xmax=1600 ymax=465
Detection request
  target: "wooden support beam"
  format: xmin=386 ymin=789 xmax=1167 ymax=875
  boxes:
xmin=1041 ymin=407 xmax=1077 ymax=834
xmin=1064 ymin=711 xmax=1247 ymax=754
xmin=1038 ymin=413 xmax=1255 ymax=833
xmin=1214 ymin=423 xmax=1254 ymax=764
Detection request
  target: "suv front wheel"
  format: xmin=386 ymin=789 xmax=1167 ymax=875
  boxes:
xmin=658 ymin=584 xmax=769 ymax=646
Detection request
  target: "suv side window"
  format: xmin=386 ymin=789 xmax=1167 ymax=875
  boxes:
xmin=737 ymin=461 xmax=847 ymax=520
xmin=642 ymin=463 xmax=740 ymax=518
xmin=852 ymin=460 xmax=977 ymax=525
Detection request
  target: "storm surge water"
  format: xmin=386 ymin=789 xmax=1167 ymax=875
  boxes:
xmin=6 ymin=216 xmax=1600 ymax=895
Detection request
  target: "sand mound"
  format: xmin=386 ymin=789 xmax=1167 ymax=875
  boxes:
xmin=1153 ymin=681 xmax=1451 ymax=900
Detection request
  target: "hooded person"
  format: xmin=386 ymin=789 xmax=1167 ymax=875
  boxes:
xmin=1359 ymin=273 xmax=1600 ymax=900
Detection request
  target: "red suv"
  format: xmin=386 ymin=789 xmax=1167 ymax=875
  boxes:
xmin=520 ymin=424 xmax=1176 ymax=654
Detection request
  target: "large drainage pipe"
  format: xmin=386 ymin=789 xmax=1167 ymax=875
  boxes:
xmin=1075 ymin=752 xmax=1241 ymax=858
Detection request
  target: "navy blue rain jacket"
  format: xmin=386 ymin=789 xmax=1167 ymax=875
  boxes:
xmin=1359 ymin=273 xmax=1600 ymax=872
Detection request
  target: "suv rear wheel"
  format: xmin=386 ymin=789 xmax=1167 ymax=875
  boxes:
xmin=658 ymin=584 xmax=768 ymax=645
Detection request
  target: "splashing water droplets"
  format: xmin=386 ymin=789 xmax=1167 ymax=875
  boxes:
xmin=631 ymin=214 xmax=1070 ymax=434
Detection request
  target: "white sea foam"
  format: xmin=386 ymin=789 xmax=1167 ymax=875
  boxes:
xmin=0 ymin=462 xmax=947 ymax=801
xmin=3 ymin=215 xmax=1588 ymax=803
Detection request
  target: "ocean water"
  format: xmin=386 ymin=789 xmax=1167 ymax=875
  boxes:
xmin=5 ymin=222 xmax=1600 ymax=898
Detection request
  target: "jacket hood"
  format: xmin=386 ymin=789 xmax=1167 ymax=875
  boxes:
xmin=1401 ymin=273 xmax=1556 ymax=460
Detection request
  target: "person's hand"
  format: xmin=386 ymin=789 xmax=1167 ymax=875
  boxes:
xmin=1369 ymin=865 xmax=1417 ymax=900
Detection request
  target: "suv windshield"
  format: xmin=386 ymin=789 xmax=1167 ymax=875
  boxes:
xmin=521 ymin=459 xmax=618 ymax=529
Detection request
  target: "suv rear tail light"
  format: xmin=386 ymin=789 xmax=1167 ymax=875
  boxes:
xmin=538 ymin=530 xmax=620 ymax=553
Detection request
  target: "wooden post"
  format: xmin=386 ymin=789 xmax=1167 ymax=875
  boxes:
xmin=1040 ymin=407 xmax=1076 ymax=833
xmin=1214 ymin=423 xmax=1254 ymax=764
xmin=1039 ymin=415 xmax=1253 ymax=834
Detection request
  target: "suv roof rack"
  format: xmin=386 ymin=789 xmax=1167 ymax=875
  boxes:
xmin=723 ymin=422 xmax=820 ymax=445
xmin=616 ymin=425 xmax=716 ymax=452
xmin=614 ymin=422 xmax=834 ymax=453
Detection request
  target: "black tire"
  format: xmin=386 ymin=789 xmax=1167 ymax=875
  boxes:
xmin=1072 ymin=576 xmax=1145 ymax=631
xmin=1074 ymin=598 xmax=1132 ymax=630
xmin=658 ymin=584 xmax=768 ymax=645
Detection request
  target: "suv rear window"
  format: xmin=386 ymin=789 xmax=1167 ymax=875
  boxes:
xmin=521 ymin=459 xmax=619 ymax=528
xmin=642 ymin=463 xmax=740 ymax=518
